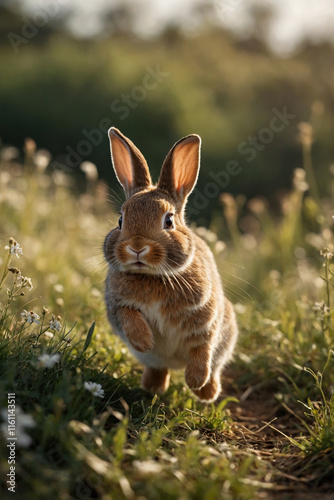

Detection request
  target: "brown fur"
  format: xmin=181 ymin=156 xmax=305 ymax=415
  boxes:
xmin=141 ymin=367 xmax=170 ymax=394
xmin=104 ymin=128 xmax=238 ymax=402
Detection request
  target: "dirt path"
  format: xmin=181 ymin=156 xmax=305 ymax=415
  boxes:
xmin=218 ymin=373 xmax=334 ymax=499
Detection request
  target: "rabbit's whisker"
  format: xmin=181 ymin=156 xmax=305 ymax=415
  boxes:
xmin=162 ymin=261 xmax=193 ymax=299
xmin=220 ymin=277 xmax=254 ymax=303
xmin=220 ymin=268 xmax=261 ymax=295
xmin=157 ymin=264 xmax=175 ymax=291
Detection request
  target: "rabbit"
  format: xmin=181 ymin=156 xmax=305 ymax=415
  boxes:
xmin=104 ymin=127 xmax=238 ymax=402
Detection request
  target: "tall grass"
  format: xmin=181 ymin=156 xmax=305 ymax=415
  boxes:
xmin=0 ymin=132 xmax=333 ymax=499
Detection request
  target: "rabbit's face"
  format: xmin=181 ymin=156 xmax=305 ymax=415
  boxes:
xmin=104 ymin=188 xmax=194 ymax=275
xmin=105 ymin=127 xmax=201 ymax=276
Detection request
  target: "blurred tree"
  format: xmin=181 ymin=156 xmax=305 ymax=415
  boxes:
xmin=103 ymin=3 xmax=140 ymax=36
xmin=0 ymin=2 xmax=333 ymax=224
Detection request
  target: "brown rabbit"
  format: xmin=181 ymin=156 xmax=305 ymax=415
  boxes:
xmin=104 ymin=128 xmax=238 ymax=402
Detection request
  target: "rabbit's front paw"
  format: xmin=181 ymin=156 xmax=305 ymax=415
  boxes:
xmin=119 ymin=309 xmax=155 ymax=353
xmin=127 ymin=330 xmax=155 ymax=353
xmin=185 ymin=363 xmax=210 ymax=390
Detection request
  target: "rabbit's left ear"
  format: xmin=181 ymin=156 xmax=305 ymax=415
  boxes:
xmin=108 ymin=127 xmax=152 ymax=199
xmin=158 ymin=134 xmax=201 ymax=205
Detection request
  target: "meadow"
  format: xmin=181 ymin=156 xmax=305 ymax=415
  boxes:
xmin=0 ymin=129 xmax=333 ymax=500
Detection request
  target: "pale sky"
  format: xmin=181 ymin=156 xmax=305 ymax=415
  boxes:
xmin=18 ymin=0 xmax=334 ymax=55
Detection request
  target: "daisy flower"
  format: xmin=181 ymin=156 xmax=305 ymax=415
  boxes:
xmin=49 ymin=315 xmax=62 ymax=332
xmin=1 ymin=406 xmax=35 ymax=448
xmin=16 ymin=273 xmax=33 ymax=291
xmin=5 ymin=239 xmax=23 ymax=259
xmin=84 ymin=381 xmax=105 ymax=398
xmin=21 ymin=310 xmax=40 ymax=324
xmin=37 ymin=353 xmax=60 ymax=369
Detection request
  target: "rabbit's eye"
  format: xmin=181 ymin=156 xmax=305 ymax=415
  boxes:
xmin=118 ymin=216 xmax=122 ymax=229
xmin=164 ymin=214 xmax=174 ymax=229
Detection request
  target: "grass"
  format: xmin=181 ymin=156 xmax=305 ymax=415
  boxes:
xmin=0 ymin=133 xmax=333 ymax=500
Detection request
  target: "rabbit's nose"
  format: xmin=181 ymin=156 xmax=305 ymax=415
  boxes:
xmin=127 ymin=246 xmax=149 ymax=259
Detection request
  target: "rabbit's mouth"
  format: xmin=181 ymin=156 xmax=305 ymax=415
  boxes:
xmin=127 ymin=261 xmax=149 ymax=272
xmin=123 ymin=260 xmax=161 ymax=275
xmin=134 ymin=261 xmax=146 ymax=268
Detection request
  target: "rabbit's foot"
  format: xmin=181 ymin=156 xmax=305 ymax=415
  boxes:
xmin=185 ymin=346 xmax=211 ymax=390
xmin=185 ymin=363 xmax=210 ymax=390
xmin=141 ymin=367 xmax=170 ymax=394
xmin=192 ymin=375 xmax=221 ymax=403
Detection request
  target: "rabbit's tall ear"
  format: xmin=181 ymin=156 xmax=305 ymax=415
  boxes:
xmin=108 ymin=127 xmax=152 ymax=199
xmin=158 ymin=134 xmax=201 ymax=206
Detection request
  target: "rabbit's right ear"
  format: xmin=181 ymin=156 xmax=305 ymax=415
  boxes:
xmin=158 ymin=134 xmax=201 ymax=207
xmin=108 ymin=128 xmax=152 ymax=199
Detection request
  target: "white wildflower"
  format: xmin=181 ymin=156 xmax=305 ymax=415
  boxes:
xmin=320 ymin=246 xmax=334 ymax=261
xmin=38 ymin=353 xmax=60 ymax=369
xmin=5 ymin=240 xmax=23 ymax=258
xmin=1 ymin=146 xmax=20 ymax=162
xmin=21 ymin=310 xmax=40 ymax=324
xmin=16 ymin=273 xmax=33 ymax=291
xmin=43 ymin=331 xmax=54 ymax=339
xmin=80 ymin=161 xmax=98 ymax=181
xmin=53 ymin=284 xmax=64 ymax=293
xmin=26 ymin=278 xmax=33 ymax=291
xmin=269 ymin=270 xmax=281 ymax=282
xmin=49 ymin=315 xmax=62 ymax=332
xmin=34 ymin=149 xmax=51 ymax=171
xmin=214 ymin=240 xmax=226 ymax=254
xmin=1 ymin=406 xmax=35 ymax=448
xmin=84 ymin=381 xmax=105 ymax=398
xmin=234 ymin=303 xmax=246 ymax=314
xmin=293 ymin=168 xmax=309 ymax=192
xmin=133 ymin=460 xmax=163 ymax=475
xmin=313 ymin=301 xmax=330 ymax=315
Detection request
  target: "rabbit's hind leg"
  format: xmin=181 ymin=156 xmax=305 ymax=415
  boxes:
xmin=192 ymin=373 xmax=221 ymax=403
xmin=193 ymin=301 xmax=238 ymax=403
xmin=141 ymin=366 xmax=170 ymax=394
